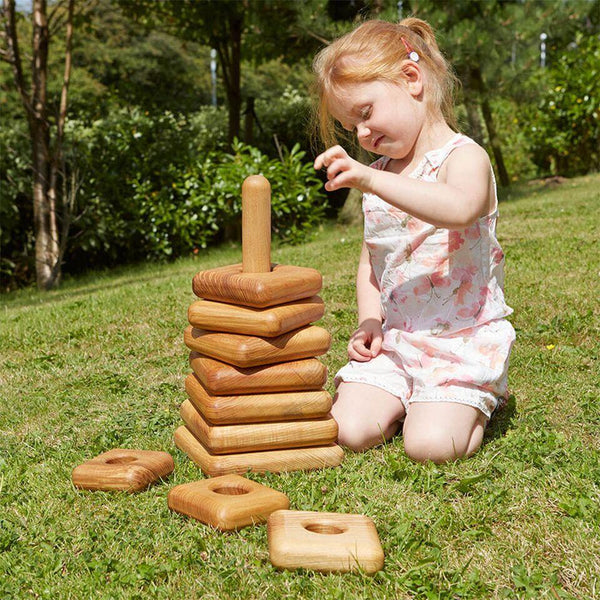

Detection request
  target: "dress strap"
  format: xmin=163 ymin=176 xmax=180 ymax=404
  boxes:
xmin=423 ymin=133 xmax=476 ymax=169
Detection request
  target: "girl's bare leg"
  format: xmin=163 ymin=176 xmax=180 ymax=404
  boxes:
xmin=332 ymin=382 xmax=406 ymax=451
xmin=402 ymin=402 xmax=487 ymax=464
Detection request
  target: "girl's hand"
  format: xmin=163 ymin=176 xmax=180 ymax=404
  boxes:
xmin=348 ymin=318 xmax=383 ymax=362
xmin=314 ymin=145 xmax=373 ymax=192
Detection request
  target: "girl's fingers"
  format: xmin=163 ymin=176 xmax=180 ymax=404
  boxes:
xmin=370 ymin=333 xmax=383 ymax=357
xmin=326 ymin=158 xmax=350 ymax=181
xmin=349 ymin=338 xmax=372 ymax=358
xmin=314 ymin=145 xmax=346 ymax=170
xmin=325 ymin=171 xmax=352 ymax=192
xmin=348 ymin=347 xmax=371 ymax=362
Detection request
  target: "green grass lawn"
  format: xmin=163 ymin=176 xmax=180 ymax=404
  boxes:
xmin=1 ymin=174 xmax=599 ymax=600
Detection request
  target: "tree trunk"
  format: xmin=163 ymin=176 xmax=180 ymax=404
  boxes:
xmin=244 ymin=96 xmax=254 ymax=145
xmin=3 ymin=0 xmax=77 ymax=289
xmin=226 ymin=12 xmax=241 ymax=143
xmin=479 ymin=96 xmax=510 ymax=188
xmin=463 ymin=97 xmax=485 ymax=146
xmin=215 ymin=12 xmax=243 ymax=144
xmin=31 ymin=0 xmax=60 ymax=289
xmin=469 ymin=66 xmax=510 ymax=188
xmin=48 ymin=0 xmax=75 ymax=285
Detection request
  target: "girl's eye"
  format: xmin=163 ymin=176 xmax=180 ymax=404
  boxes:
xmin=360 ymin=106 xmax=372 ymax=120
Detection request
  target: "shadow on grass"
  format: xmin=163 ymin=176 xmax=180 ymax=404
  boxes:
xmin=483 ymin=393 xmax=517 ymax=445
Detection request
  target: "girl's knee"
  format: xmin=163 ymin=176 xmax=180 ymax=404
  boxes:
xmin=331 ymin=382 xmax=404 ymax=451
xmin=403 ymin=427 xmax=471 ymax=464
xmin=402 ymin=404 xmax=485 ymax=464
xmin=336 ymin=417 xmax=377 ymax=452
xmin=331 ymin=407 xmax=388 ymax=451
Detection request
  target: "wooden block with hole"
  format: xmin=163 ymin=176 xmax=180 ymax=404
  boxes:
xmin=188 ymin=296 xmax=325 ymax=337
xmin=180 ymin=399 xmax=338 ymax=454
xmin=185 ymin=373 xmax=332 ymax=424
xmin=192 ymin=263 xmax=322 ymax=309
xmin=168 ymin=474 xmax=289 ymax=531
xmin=267 ymin=510 xmax=384 ymax=574
xmin=71 ymin=449 xmax=174 ymax=492
xmin=184 ymin=325 xmax=331 ymax=368
xmin=191 ymin=176 xmax=322 ymax=308
xmin=174 ymin=426 xmax=344 ymax=476
xmin=190 ymin=352 xmax=328 ymax=395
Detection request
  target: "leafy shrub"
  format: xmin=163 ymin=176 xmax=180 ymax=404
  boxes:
xmin=63 ymin=108 xmax=200 ymax=269
xmin=0 ymin=121 xmax=34 ymax=288
xmin=187 ymin=106 xmax=229 ymax=155
xmin=253 ymin=86 xmax=313 ymax=157
xmin=488 ymin=99 xmax=539 ymax=183
xmin=1 ymin=106 xmax=326 ymax=288
xmin=136 ymin=140 xmax=327 ymax=258
xmin=524 ymin=33 xmax=599 ymax=177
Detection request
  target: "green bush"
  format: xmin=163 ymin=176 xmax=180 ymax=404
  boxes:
xmin=63 ymin=108 xmax=200 ymax=269
xmin=253 ymin=86 xmax=313 ymax=158
xmin=1 ymin=104 xmax=326 ymax=289
xmin=524 ymin=33 xmax=600 ymax=177
xmin=0 ymin=121 xmax=34 ymax=288
xmin=69 ymin=111 xmax=325 ymax=264
xmin=137 ymin=140 xmax=327 ymax=258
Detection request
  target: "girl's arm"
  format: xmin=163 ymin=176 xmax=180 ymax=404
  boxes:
xmin=315 ymin=144 xmax=493 ymax=229
xmin=348 ymin=240 xmax=383 ymax=361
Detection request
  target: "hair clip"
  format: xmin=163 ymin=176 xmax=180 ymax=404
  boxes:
xmin=401 ymin=37 xmax=420 ymax=62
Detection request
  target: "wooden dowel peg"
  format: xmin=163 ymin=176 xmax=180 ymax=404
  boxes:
xmin=242 ymin=175 xmax=271 ymax=274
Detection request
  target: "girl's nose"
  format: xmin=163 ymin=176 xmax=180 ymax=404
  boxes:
xmin=356 ymin=123 xmax=371 ymax=140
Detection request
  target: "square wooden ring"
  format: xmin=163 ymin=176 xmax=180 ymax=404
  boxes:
xmin=184 ymin=373 xmax=332 ymax=424
xmin=71 ymin=449 xmax=174 ymax=492
xmin=189 ymin=353 xmax=328 ymax=395
xmin=192 ymin=263 xmax=322 ymax=308
xmin=188 ymin=296 xmax=325 ymax=338
xmin=183 ymin=325 xmax=331 ymax=368
xmin=168 ymin=474 xmax=289 ymax=531
xmin=174 ymin=425 xmax=344 ymax=476
xmin=268 ymin=510 xmax=384 ymax=574
xmin=180 ymin=399 xmax=338 ymax=454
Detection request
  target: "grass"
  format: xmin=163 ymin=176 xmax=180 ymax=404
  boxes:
xmin=1 ymin=173 xmax=599 ymax=600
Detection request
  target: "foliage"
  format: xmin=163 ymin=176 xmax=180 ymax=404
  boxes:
xmin=120 ymin=0 xmax=322 ymax=141
xmin=253 ymin=86 xmax=313 ymax=156
xmin=138 ymin=139 xmax=327 ymax=258
xmin=486 ymin=99 xmax=539 ymax=183
xmin=68 ymin=111 xmax=325 ymax=264
xmin=1 ymin=175 xmax=599 ymax=599
xmin=524 ymin=33 xmax=600 ymax=176
xmin=73 ymin=0 xmax=213 ymax=117
xmin=0 ymin=120 xmax=32 ymax=286
xmin=0 ymin=107 xmax=325 ymax=288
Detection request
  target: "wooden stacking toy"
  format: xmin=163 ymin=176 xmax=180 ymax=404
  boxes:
xmin=267 ymin=510 xmax=384 ymax=574
xmin=175 ymin=175 xmax=343 ymax=476
xmin=168 ymin=474 xmax=289 ymax=531
xmin=72 ymin=449 xmax=174 ymax=492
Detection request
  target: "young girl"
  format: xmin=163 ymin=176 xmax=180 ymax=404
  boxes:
xmin=313 ymin=18 xmax=515 ymax=464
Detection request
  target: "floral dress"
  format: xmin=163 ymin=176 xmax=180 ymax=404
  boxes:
xmin=335 ymin=133 xmax=516 ymax=418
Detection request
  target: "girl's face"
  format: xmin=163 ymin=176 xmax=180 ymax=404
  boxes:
xmin=329 ymin=79 xmax=425 ymax=159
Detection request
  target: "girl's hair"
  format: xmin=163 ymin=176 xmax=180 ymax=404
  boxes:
xmin=313 ymin=18 xmax=459 ymax=149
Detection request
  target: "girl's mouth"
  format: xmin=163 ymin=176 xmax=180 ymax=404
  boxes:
xmin=373 ymin=136 xmax=384 ymax=149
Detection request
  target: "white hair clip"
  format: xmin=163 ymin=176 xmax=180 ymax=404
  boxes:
xmin=401 ymin=37 xmax=420 ymax=62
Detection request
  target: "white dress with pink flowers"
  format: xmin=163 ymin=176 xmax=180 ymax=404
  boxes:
xmin=335 ymin=133 xmax=516 ymax=419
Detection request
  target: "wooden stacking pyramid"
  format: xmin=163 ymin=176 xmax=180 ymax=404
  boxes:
xmin=175 ymin=175 xmax=343 ymax=476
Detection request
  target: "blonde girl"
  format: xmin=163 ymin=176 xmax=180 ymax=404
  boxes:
xmin=313 ymin=18 xmax=515 ymax=464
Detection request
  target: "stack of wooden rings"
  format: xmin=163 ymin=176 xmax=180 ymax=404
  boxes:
xmin=175 ymin=175 xmax=343 ymax=476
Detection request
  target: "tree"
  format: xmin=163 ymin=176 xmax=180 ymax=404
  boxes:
xmin=1 ymin=0 xmax=79 ymax=289
xmin=122 ymin=0 xmax=313 ymax=144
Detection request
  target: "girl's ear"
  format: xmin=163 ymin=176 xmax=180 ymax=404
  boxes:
xmin=401 ymin=62 xmax=423 ymax=97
